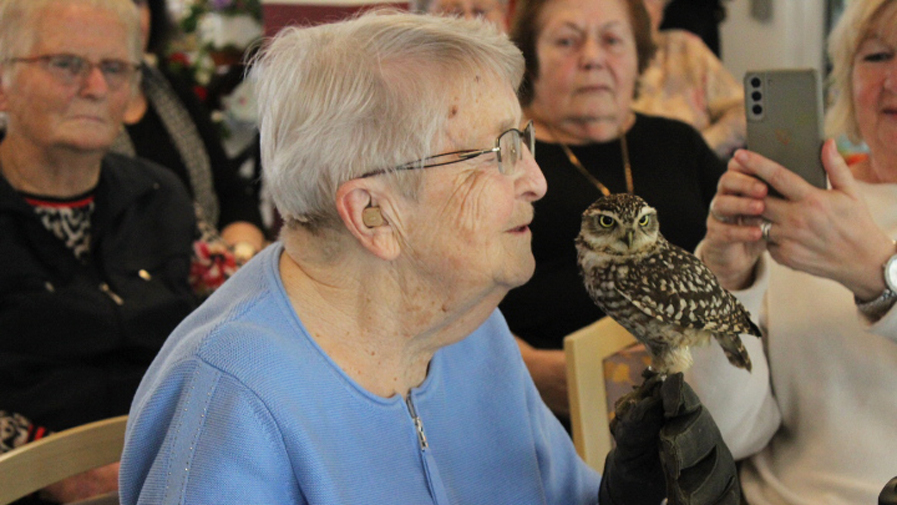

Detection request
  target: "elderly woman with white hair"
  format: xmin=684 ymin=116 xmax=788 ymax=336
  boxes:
xmin=120 ymin=11 xmax=738 ymax=505
xmin=688 ymin=0 xmax=897 ymax=502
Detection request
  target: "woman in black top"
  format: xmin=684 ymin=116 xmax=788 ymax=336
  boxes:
xmin=501 ymin=0 xmax=724 ymax=421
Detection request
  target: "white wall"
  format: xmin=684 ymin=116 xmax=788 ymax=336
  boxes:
xmin=719 ymin=0 xmax=827 ymax=83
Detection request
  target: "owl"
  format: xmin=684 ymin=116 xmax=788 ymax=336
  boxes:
xmin=575 ymin=194 xmax=761 ymax=375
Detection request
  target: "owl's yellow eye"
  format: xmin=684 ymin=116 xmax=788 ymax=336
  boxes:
xmin=638 ymin=215 xmax=651 ymax=227
xmin=598 ymin=215 xmax=615 ymax=228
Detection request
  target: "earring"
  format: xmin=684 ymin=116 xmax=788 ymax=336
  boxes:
xmin=362 ymin=207 xmax=384 ymax=227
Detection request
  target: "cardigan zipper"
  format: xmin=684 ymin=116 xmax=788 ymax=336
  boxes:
xmin=406 ymin=395 xmax=428 ymax=450
xmin=405 ymin=395 xmax=450 ymax=505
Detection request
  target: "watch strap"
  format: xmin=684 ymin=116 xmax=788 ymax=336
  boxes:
xmin=856 ymin=240 xmax=897 ymax=319
xmin=856 ymin=289 xmax=897 ymax=319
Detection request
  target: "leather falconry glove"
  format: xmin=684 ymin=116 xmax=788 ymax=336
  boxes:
xmin=598 ymin=371 xmax=740 ymax=505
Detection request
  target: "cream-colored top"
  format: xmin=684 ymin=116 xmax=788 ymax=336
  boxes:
xmin=687 ymin=181 xmax=897 ymax=504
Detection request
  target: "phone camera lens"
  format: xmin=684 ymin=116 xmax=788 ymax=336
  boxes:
xmin=752 ymin=104 xmax=763 ymax=115
xmin=750 ymin=77 xmax=762 ymax=88
xmin=751 ymin=91 xmax=762 ymax=101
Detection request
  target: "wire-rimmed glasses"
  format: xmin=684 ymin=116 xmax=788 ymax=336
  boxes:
xmin=5 ymin=54 xmax=141 ymax=90
xmin=359 ymin=120 xmax=535 ymax=178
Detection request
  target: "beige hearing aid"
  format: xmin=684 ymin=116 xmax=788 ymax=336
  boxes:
xmin=362 ymin=207 xmax=384 ymax=227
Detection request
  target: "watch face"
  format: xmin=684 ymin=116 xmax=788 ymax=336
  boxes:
xmin=886 ymin=255 xmax=897 ymax=292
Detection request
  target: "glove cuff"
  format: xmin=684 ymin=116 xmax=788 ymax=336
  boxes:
xmin=599 ymin=448 xmax=666 ymax=505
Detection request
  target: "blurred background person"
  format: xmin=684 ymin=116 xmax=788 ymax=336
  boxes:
xmin=659 ymin=0 xmax=727 ymax=57
xmin=113 ymin=0 xmax=266 ymax=261
xmin=687 ymin=0 xmax=897 ymax=502
xmin=632 ymin=0 xmax=745 ymax=158
xmin=119 ymin=12 xmax=738 ymax=505
xmin=500 ymin=0 xmax=724 ymax=422
xmin=410 ymin=0 xmax=509 ymax=31
xmin=0 ymin=0 xmax=197 ymax=502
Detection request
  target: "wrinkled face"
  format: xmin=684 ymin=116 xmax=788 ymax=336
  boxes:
xmin=394 ymin=74 xmax=548 ymax=306
xmin=529 ymin=0 xmax=638 ymax=142
xmin=428 ymin=0 xmax=508 ymax=30
xmin=0 ymin=3 xmax=136 ymax=154
xmin=852 ymin=2 xmax=897 ymax=159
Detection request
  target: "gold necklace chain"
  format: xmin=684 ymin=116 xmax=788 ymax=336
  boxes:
xmin=545 ymin=123 xmax=634 ymax=196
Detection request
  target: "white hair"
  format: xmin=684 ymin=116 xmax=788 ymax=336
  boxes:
xmin=252 ymin=10 xmax=524 ymax=229
xmin=0 ymin=0 xmax=141 ymax=63
xmin=825 ymin=0 xmax=897 ymax=142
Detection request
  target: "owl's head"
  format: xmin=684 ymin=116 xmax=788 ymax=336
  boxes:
xmin=577 ymin=194 xmax=660 ymax=256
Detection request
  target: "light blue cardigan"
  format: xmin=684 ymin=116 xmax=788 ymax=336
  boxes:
xmin=120 ymin=243 xmax=600 ymax=504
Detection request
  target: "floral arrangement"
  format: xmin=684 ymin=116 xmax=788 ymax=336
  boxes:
xmin=181 ymin=0 xmax=263 ymax=33
xmin=188 ymin=206 xmax=242 ymax=299
xmin=207 ymin=0 xmax=263 ymax=14
xmin=189 ymin=238 xmax=239 ymax=299
xmin=168 ymin=0 xmax=263 ymax=107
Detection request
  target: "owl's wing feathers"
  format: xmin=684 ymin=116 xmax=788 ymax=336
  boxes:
xmin=615 ymin=242 xmax=761 ymax=337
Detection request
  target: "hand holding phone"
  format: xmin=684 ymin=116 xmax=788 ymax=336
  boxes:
xmin=744 ymin=69 xmax=828 ymax=197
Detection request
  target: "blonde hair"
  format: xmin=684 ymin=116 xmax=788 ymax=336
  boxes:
xmin=825 ymin=0 xmax=897 ymax=142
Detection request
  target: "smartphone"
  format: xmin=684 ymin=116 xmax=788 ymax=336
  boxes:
xmin=744 ymin=69 xmax=827 ymax=197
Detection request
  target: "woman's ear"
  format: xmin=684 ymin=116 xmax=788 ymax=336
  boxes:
xmin=123 ymin=89 xmax=147 ymax=125
xmin=335 ymin=179 xmax=401 ymax=261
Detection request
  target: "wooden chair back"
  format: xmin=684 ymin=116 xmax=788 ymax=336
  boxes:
xmin=0 ymin=415 xmax=128 ymax=505
xmin=564 ymin=317 xmax=638 ymax=471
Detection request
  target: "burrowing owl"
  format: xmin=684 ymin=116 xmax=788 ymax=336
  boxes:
xmin=576 ymin=194 xmax=761 ymax=375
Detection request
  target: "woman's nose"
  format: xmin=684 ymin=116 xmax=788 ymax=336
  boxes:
xmin=579 ymin=36 xmax=605 ymax=70
xmin=884 ymin=58 xmax=897 ymax=92
xmin=516 ymin=150 xmax=548 ymax=202
xmin=79 ymin=65 xmax=111 ymax=97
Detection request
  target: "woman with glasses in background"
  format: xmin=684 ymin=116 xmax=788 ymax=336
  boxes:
xmin=0 ymin=0 xmax=196 ymax=502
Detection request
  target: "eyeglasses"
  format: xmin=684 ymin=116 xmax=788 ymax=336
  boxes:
xmin=359 ymin=120 xmax=535 ymax=178
xmin=6 ymin=54 xmax=141 ymax=90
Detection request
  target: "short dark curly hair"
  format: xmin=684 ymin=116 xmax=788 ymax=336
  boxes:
xmin=510 ymin=0 xmax=656 ymax=107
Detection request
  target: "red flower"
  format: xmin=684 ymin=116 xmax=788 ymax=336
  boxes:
xmin=193 ymin=85 xmax=208 ymax=102
xmin=189 ymin=239 xmax=239 ymax=298
xmin=168 ymin=52 xmax=191 ymax=66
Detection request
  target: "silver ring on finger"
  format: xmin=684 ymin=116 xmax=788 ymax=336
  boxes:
xmin=760 ymin=220 xmax=772 ymax=241
xmin=711 ymin=210 xmax=733 ymax=224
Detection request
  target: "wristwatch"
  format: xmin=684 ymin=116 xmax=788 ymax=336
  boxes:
xmin=856 ymin=241 xmax=897 ymax=318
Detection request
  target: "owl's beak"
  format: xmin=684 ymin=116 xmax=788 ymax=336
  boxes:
xmin=624 ymin=229 xmax=635 ymax=248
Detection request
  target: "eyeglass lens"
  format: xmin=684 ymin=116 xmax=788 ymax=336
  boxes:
xmin=45 ymin=54 xmax=135 ymax=89
xmin=497 ymin=122 xmax=535 ymax=174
